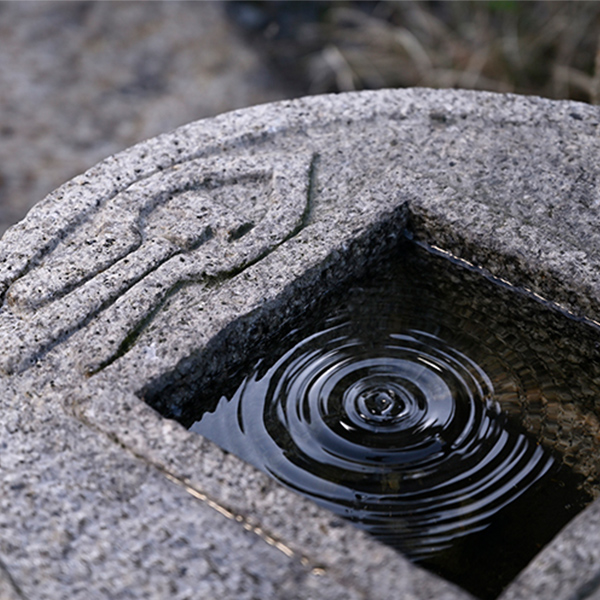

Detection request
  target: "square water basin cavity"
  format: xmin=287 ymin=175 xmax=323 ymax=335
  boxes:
xmin=161 ymin=241 xmax=600 ymax=600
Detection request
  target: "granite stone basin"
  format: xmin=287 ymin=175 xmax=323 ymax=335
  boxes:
xmin=2 ymin=88 xmax=600 ymax=599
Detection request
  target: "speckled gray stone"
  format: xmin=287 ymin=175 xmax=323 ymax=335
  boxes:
xmin=2 ymin=88 xmax=600 ymax=599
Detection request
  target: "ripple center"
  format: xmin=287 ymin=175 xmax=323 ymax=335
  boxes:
xmin=358 ymin=387 xmax=404 ymax=421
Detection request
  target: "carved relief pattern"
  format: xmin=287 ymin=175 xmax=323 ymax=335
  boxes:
xmin=0 ymin=152 xmax=315 ymax=375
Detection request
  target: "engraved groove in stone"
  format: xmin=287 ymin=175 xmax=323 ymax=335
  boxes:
xmin=0 ymin=236 xmax=187 ymax=374
xmin=83 ymin=153 xmax=317 ymax=374
xmin=0 ymin=152 xmax=315 ymax=375
xmin=6 ymin=162 xmax=272 ymax=311
xmin=0 ymin=125 xmax=290 ymax=305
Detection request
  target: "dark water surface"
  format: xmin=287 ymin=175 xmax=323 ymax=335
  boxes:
xmin=189 ymin=241 xmax=597 ymax=599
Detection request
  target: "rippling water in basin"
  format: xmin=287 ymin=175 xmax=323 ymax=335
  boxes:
xmin=189 ymin=241 xmax=595 ymax=599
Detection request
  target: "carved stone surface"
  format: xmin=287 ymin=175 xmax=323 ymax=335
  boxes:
xmin=0 ymin=153 xmax=314 ymax=376
xmin=2 ymin=88 xmax=600 ymax=599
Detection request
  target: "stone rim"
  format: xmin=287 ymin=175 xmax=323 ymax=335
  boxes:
xmin=3 ymin=88 xmax=600 ymax=599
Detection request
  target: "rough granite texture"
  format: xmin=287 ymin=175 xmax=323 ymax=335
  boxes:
xmin=2 ymin=88 xmax=600 ymax=598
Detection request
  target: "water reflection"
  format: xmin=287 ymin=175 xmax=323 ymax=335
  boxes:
xmin=188 ymin=241 xmax=598 ymax=598
xmin=194 ymin=321 xmax=557 ymax=562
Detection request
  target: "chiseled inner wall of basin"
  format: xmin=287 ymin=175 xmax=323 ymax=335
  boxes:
xmin=152 ymin=230 xmax=600 ymax=505
xmin=186 ymin=237 xmax=600 ymax=497
xmin=186 ymin=238 xmax=600 ymax=600
xmin=2 ymin=88 xmax=600 ymax=600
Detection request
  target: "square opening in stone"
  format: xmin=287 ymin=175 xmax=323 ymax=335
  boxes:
xmin=150 ymin=240 xmax=599 ymax=600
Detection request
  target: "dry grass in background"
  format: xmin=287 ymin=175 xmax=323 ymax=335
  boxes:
xmin=228 ymin=0 xmax=600 ymax=104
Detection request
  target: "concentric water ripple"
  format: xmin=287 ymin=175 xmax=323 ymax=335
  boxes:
xmin=185 ymin=242 xmax=599 ymax=598
xmin=193 ymin=318 xmax=554 ymax=560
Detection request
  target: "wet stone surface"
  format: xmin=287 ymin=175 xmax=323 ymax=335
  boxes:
xmin=2 ymin=89 xmax=600 ymax=598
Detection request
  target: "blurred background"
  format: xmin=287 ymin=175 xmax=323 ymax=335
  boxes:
xmin=1 ymin=0 xmax=599 ymax=236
